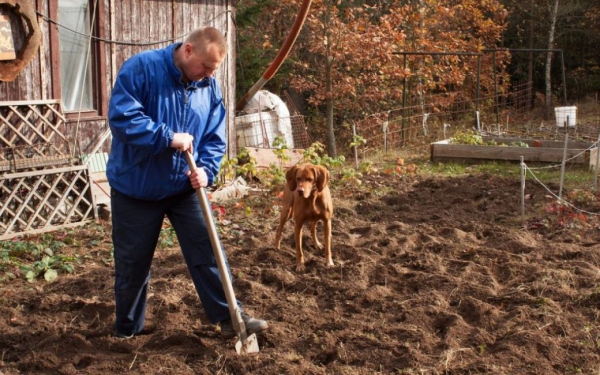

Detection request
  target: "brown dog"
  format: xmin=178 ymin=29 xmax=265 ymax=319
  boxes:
xmin=275 ymin=164 xmax=334 ymax=272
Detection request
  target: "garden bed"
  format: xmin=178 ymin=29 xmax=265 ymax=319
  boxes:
xmin=431 ymin=136 xmax=595 ymax=165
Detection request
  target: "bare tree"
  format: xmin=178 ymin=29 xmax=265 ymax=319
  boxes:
xmin=544 ymin=0 xmax=559 ymax=118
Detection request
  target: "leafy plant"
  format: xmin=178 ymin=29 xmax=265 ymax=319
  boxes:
xmin=18 ymin=249 xmax=77 ymax=283
xmin=218 ymin=154 xmax=238 ymax=183
xmin=256 ymin=164 xmax=283 ymax=191
xmin=1 ymin=235 xmax=78 ymax=283
xmin=544 ymin=203 xmax=589 ymax=229
xmin=450 ymin=130 xmax=484 ymax=145
xmin=349 ymin=134 xmax=367 ymax=149
xmin=158 ymin=227 xmax=177 ymax=248
xmin=338 ymin=167 xmax=363 ymax=187
xmin=253 ymin=136 xmax=293 ymax=190
xmin=508 ymin=141 xmax=529 ymax=148
xmin=217 ymin=147 xmax=258 ymax=185
xmin=302 ymin=142 xmax=345 ymax=168
xmin=272 ymin=136 xmax=291 ymax=167
xmin=358 ymin=161 xmax=375 ymax=174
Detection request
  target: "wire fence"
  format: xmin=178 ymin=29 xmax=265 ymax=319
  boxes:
xmin=350 ymin=81 xmax=600 ymax=224
xmin=354 ymin=82 xmax=533 ymax=156
xmin=234 ymin=112 xmax=311 ymax=150
xmin=354 ymin=82 xmax=600 ymax=160
xmin=519 ymin=138 xmax=600 ymax=229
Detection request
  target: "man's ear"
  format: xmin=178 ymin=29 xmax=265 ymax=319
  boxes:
xmin=184 ymin=42 xmax=194 ymax=58
xmin=315 ymin=165 xmax=329 ymax=192
xmin=286 ymin=166 xmax=298 ymax=191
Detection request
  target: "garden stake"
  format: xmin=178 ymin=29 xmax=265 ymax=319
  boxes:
xmin=185 ymin=151 xmax=260 ymax=354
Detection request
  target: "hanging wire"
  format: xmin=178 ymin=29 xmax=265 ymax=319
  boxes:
xmin=525 ymin=140 xmax=599 ymax=170
xmin=35 ymin=9 xmax=234 ymax=46
xmin=524 ymin=164 xmax=600 ymax=216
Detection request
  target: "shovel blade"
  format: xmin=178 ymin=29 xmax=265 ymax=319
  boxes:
xmin=235 ymin=333 xmax=260 ymax=354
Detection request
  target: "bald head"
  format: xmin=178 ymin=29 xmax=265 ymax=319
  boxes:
xmin=175 ymin=27 xmax=227 ymax=83
xmin=185 ymin=27 xmax=228 ymax=56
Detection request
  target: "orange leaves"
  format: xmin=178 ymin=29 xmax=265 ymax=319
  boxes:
xmin=405 ymin=164 xmax=419 ymax=174
xmin=386 ymin=160 xmax=419 ymax=176
xmin=211 ymin=204 xmax=226 ymax=221
xmin=261 ymin=0 xmax=508 ymax=119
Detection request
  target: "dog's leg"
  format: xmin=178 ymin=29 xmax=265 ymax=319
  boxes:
xmin=294 ymin=221 xmax=305 ymax=272
xmin=324 ymin=219 xmax=334 ymax=267
xmin=274 ymin=205 xmax=292 ymax=250
xmin=310 ymin=220 xmax=323 ymax=250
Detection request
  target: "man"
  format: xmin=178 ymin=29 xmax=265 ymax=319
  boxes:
xmin=107 ymin=26 xmax=267 ymax=339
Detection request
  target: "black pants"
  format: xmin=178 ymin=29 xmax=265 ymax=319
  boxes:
xmin=111 ymin=188 xmax=240 ymax=335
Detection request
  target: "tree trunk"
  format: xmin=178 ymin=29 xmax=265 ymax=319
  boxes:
xmin=325 ymin=55 xmax=336 ymax=157
xmin=544 ymin=0 xmax=559 ymax=119
xmin=527 ymin=5 xmax=534 ymax=110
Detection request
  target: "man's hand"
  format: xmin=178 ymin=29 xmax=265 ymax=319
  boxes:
xmin=170 ymin=133 xmax=194 ymax=152
xmin=187 ymin=166 xmax=208 ymax=189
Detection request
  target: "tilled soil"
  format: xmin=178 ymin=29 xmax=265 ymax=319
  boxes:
xmin=1 ymin=170 xmax=600 ymax=374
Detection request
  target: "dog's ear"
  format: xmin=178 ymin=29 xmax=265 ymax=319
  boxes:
xmin=285 ymin=166 xmax=298 ymax=191
xmin=315 ymin=165 xmax=330 ymax=192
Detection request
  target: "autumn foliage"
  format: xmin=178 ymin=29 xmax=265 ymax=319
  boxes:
xmin=237 ymin=0 xmax=510 ymax=154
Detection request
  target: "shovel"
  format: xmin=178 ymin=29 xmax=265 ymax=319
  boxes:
xmin=185 ymin=151 xmax=260 ymax=354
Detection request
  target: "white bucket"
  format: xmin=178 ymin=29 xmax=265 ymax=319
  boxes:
xmin=555 ymin=106 xmax=577 ymax=127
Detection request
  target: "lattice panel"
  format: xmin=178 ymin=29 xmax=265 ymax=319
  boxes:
xmin=0 ymin=100 xmax=72 ymax=171
xmin=0 ymin=165 xmax=95 ymax=239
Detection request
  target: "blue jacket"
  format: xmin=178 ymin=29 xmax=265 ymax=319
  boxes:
xmin=107 ymin=43 xmax=226 ymax=200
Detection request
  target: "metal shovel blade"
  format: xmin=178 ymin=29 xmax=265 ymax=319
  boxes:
xmin=235 ymin=333 xmax=260 ymax=354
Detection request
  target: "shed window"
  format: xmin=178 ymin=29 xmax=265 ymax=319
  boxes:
xmin=58 ymin=0 xmax=94 ymax=111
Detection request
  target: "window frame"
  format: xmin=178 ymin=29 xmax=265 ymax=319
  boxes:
xmin=49 ymin=0 xmax=107 ymax=119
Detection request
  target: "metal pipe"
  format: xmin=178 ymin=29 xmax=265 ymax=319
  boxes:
xmin=235 ymin=0 xmax=312 ymax=112
xmin=493 ymin=51 xmax=499 ymax=128
xmin=352 ymin=123 xmax=358 ymax=169
xmin=594 ymin=133 xmax=600 ymax=192
xmin=558 ymin=132 xmax=569 ymax=200
xmin=520 ymin=156 xmax=525 ymax=227
xmin=476 ymin=55 xmax=481 ymax=113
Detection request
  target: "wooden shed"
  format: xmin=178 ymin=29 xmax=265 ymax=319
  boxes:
xmin=0 ymin=0 xmax=236 ymax=239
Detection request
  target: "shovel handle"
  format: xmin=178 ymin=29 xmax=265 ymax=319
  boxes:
xmin=184 ymin=151 xmax=249 ymax=342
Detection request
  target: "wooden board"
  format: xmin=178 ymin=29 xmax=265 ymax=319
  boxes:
xmin=431 ymin=138 xmax=593 ymax=164
xmin=247 ymin=148 xmax=304 ymax=168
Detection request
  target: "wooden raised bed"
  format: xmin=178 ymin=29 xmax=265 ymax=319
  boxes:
xmin=431 ymin=137 xmax=595 ymax=165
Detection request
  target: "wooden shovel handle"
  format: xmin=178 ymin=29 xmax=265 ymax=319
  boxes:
xmin=184 ymin=151 xmax=249 ymax=341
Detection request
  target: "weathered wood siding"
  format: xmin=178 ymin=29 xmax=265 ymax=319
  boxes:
xmin=0 ymin=0 xmax=236 ymax=156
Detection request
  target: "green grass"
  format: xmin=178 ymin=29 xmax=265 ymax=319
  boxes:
xmin=361 ymin=148 xmax=599 ymax=192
